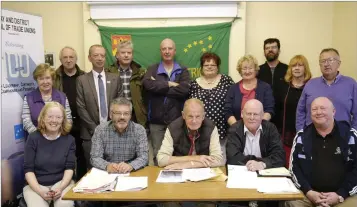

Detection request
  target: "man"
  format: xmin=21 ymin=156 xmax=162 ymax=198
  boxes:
xmin=296 ymin=48 xmax=357 ymax=131
xmin=142 ymin=38 xmax=190 ymax=165
xmin=106 ymin=40 xmax=147 ymax=127
xmin=287 ymin=97 xmax=357 ymax=207
xmin=226 ymin=99 xmax=285 ymax=171
xmin=77 ymin=44 xmax=123 ymax=168
xmin=157 ymin=98 xmax=223 ymax=169
xmin=91 ymin=97 xmax=148 ymax=173
xmin=54 ymin=46 xmax=86 ymax=180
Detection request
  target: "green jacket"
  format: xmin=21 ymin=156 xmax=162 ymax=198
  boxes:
xmin=106 ymin=61 xmax=147 ymax=127
xmin=53 ymin=64 xmax=85 ymax=92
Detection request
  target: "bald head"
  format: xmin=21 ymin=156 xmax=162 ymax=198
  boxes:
xmin=311 ymin=97 xmax=335 ymax=110
xmin=242 ymin=99 xmax=264 ymax=134
xmin=160 ymin=38 xmax=176 ymax=49
xmin=311 ymin=97 xmax=335 ymax=129
xmin=243 ymin=99 xmax=264 ymax=114
xmin=160 ymin=38 xmax=176 ymax=62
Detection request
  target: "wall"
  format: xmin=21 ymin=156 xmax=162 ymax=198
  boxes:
xmin=1 ymin=2 xmax=85 ymax=70
xmin=332 ymin=2 xmax=357 ymax=80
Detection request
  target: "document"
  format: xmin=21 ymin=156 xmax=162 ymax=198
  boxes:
xmin=257 ymin=167 xmax=291 ymax=177
xmin=156 ymin=168 xmax=218 ymax=183
xmin=257 ymin=177 xmax=300 ymax=194
xmin=115 ymin=177 xmax=148 ymax=191
xmin=226 ymin=165 xmax=258 ymax=189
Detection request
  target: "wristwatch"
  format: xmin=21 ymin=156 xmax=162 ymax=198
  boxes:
xmin=338 ymin=196 xmax=344 ymax=203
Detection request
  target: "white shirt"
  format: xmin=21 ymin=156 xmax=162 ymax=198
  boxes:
xmin=92 ymin=69 xmax=108 ymax=123
xmin=243 ymin=125 xmax=263 ymax=158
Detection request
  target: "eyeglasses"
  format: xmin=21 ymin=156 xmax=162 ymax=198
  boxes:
xmin=319 ymin=58 xmax=340 ymax=65
xmin=111 ymin=111 xmax=131 ymax=117
xmin=203 ymin=64 xmax=217 ymax=68
xmin=242 ymin=67 xmax=255 ymax=72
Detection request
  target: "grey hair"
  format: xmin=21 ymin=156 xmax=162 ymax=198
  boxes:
xmin=110 ymin=97 xmax=133 ymax=112
xmin=117 ymin=40 xmax=133 ymax=52
xmin=59 ymin=46 xmax=77 ymax=60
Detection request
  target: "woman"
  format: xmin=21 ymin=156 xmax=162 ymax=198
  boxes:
xmin=22 ymin=63 xmax=72 ymax=134
xmin=189 ymin=52 xmax=234 ymax=162
xmin=23 ymin=102 xmax=75 ymax=207
xmin=224 ymin=55 xmax=274 ymax=126
xmin=274 ymin=55 xmax=312 ymax=167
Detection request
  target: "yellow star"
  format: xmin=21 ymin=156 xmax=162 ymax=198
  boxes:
xmin=184 ymin=48 xmax=188 ymax=53
xmin=113 ymin=39 xmax=118 ymax=45
xmin=187 ymin=44 xmax=192 ymax=48
xmin=199 ymin=40 xmax=204 ymax=45
xmin=208 ymin=36 xmax=212 ymax=40
xmin=208 ymin=44 xmax=213 ymax=49
xmin=193 ymin=41 xmax=198 ymax=46
xmin=202 ymin=48 xmax=207 ymax=52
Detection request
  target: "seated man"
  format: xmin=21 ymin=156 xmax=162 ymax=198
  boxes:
xmin=91 ymin=97 xmax=148 ymax=173
xmin=286 ymin=97 xmax=357 ymax=207
xmin=157 ymin=98 xmax=224 ymax=169
xmin=226 ymin=99 xmax=285 ymax=171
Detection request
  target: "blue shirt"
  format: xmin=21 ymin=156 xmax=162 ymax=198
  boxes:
xmin=296 ymin=74 xmax=357 ymax=130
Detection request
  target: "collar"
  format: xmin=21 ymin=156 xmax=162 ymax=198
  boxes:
xmin=92 ymin=69 xmax=105 ymax=78
xmin=56 ymin=64 xmax=82 ymax=77
xmin=313 ymin=121 xmax=338 ymax=140
xmin=119 ymin=66 xmax=132 ymax=73
xmin=110 ymin=120 xmax=132 ymax=135
xmin=157 ymin=61 xmax=181 ymax=75
xmin=321 ymin=72 xmax=342 ymax=85
xmin=43 ymin=133 xmax=61 ymax=140
xmin=244 ymin=124 xmax=263 ymax=136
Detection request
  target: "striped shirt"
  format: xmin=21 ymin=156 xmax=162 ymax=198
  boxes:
xmin=22 ymin=96 xmax=72 ymax=133
xmin=119 ymin=67 xmax=132 ymax=100
xmin=90 ymin=120 xmax=148 ymax=171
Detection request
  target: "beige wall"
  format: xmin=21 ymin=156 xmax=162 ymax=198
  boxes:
xmin=1 ymin=2 xmax=85 ymax=70
xmin=2 ymin=1 xmax=356 ymax=80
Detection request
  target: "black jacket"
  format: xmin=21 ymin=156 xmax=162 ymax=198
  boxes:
xmin=290 ymin=121 xmax=357 ymax=199
xmin=226 ymin=120 xmax=285 ymax=168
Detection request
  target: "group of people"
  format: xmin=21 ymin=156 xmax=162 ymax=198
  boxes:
xmin=20 ymin=37 xmax=357 ymax=207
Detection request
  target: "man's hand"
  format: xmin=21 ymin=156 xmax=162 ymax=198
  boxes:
xmin=246 ymin=160 xmax=265 ymax=171
xmin=117 ymin=162 xmax=133 ymax=173
xmin=165 ymin=162 xmax=190 ymax=170
xmin=306 ymin=190 xmax=329 ymax=206
xmin=192 ymin=155 xmax=216 ymax=167
xmin=168 ymin=81 xmax=179 ymax=87
xmin=320 ymin=192 xmax=340 ymax=206
xmin=39 ymin=189 xmax=53 ymax=201
xmin=51 ymin=188 xmax=63 ymax=200
xmin=106 ymin=163 xmax=119 ymax=173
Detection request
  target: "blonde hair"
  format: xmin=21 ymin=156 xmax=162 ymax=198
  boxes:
xmin=236 ymin=55 xmax=260 ymax=75
xmin=33 ymin=63 xmax=56 ymax=81
xmin=284 ymin=55 xmax=312 ymax=83
xmin=117 ymin=40 xmax=133 ymax=52
xmin=37 ymin=102 xmax=72 ymax=136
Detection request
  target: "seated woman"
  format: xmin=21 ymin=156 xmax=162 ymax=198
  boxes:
xmin=22 ymin=63 xmax=72 ymax=135
xmin=23 ymin=102 xmax=75 ymax=207
xmin=224 ymin=55 xmax=274 ymax=126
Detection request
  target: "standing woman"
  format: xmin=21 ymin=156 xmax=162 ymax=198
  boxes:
xmin=189 ymin=52 xmax=234 ymax=162
xmin=275 ymin=55 xmax=311 ymax=167
xmin=22 ymin=63 xmax=72 ymax=134
xmin=224 ymin=55 xmax=274 ymax=126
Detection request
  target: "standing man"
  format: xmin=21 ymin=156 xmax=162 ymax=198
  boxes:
xmin=77 ymin=44 xmax=123 ymax=168
xmin=54 ymin=46 xmax=86 ymax=180
xmin=106 ymin=40 xmax=147 ymax=127
xmin=142 ymin=38 xmax=190 ymax=165
xmin=296 ymin=48 xmax=357 ymax=131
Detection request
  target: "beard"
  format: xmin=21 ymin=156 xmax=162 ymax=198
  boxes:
xmin=265 ymin=52 xmax=279 ymax=62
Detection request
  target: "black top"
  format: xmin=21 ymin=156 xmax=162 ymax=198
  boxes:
xmin=62 ymin=70 xmax=81 ymax=120
xmin=311 ymin=125 xmax=345 ymax=192
xmin=24 ymin=131 xmax=76 ymax=186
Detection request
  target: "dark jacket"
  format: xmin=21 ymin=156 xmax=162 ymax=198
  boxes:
xmin=26 ymin=88 xmax=66 ymax=127
xmin=106 ymin=61 xmax=148 ymax=127
xmin=223 ymin=79 xmax=275 ymax=121
xmin=142 ymin=62 xmax=190 ymax=125
xmin=168 ymin=117 xmax=215 ymax=156
xmin=290 ymin=121 xmax=357 ymax=199
xmin=53 ymin=64 xmax=85 ymax=92
xmin=257 ymin=61 xmax=288 ymax=94
xmin=226 ymin=120 xmax=285 ymax=168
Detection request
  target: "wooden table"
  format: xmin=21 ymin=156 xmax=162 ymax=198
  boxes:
xmin=63 ymin=166 xmax=304 ymax=202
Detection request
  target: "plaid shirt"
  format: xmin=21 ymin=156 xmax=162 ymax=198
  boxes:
xmin=90 ymin=120 xmax=148 ymax=171
xmin=119 ymin=67 xmax=132 ymax=100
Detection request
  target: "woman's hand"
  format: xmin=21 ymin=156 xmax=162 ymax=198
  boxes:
xmin=39 ymin=189 xmax=53 ymax=201
xmin=51 ymin=188 xmax=63 ymax=200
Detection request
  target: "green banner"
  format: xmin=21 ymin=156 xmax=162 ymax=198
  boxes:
xmin=98 ymin=22 xmax=232 ymax=79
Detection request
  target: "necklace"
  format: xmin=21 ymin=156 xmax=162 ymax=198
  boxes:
xmin=203 ymin=76 xmax=218 ymax=85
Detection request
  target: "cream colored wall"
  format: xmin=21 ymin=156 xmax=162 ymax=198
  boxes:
xmin=81 ymin=2 xmax=246 ymax=81
xmin=246 ymin=2 xmax=335 ymax=78
xmin=1 ymin=2 xmax=85 ymax=70
xmin=332 ymin=2 xmax=357 ymax=80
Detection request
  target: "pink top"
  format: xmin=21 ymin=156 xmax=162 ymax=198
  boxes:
xmin=239 ymin=81 xmax=256 ymax=112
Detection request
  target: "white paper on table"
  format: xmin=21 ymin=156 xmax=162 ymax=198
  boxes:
xmin=115 ymin=177 xmax=148 ymax=191
xmin=257 ymin=177 xmax=300 ymax=194
xmin=182 ymin=168 xmax=217 ymax=182
xmin=226 ymin=165 xmax=258 ymax=189
xmin=156 ymin=170 xmax=184 ymax=183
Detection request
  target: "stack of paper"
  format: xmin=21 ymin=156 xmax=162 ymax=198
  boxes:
xmin=257 ymin=177 xmax=299 ymax=194
xmin=258 ymin=167 xmax=291 ymax=177
xmin=226 ymin=165 xmax=258 ymax=189
xmin=73 ymin=168 xmax=129 ymax=193
xmin=156 ymin=168 xmax=218 ymax=183
xmin=115 ymin=177 xmax=148 ymax=191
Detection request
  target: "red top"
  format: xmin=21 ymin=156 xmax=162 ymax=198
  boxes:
xmin=239 ymin=81 xmax=256 ymax=112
